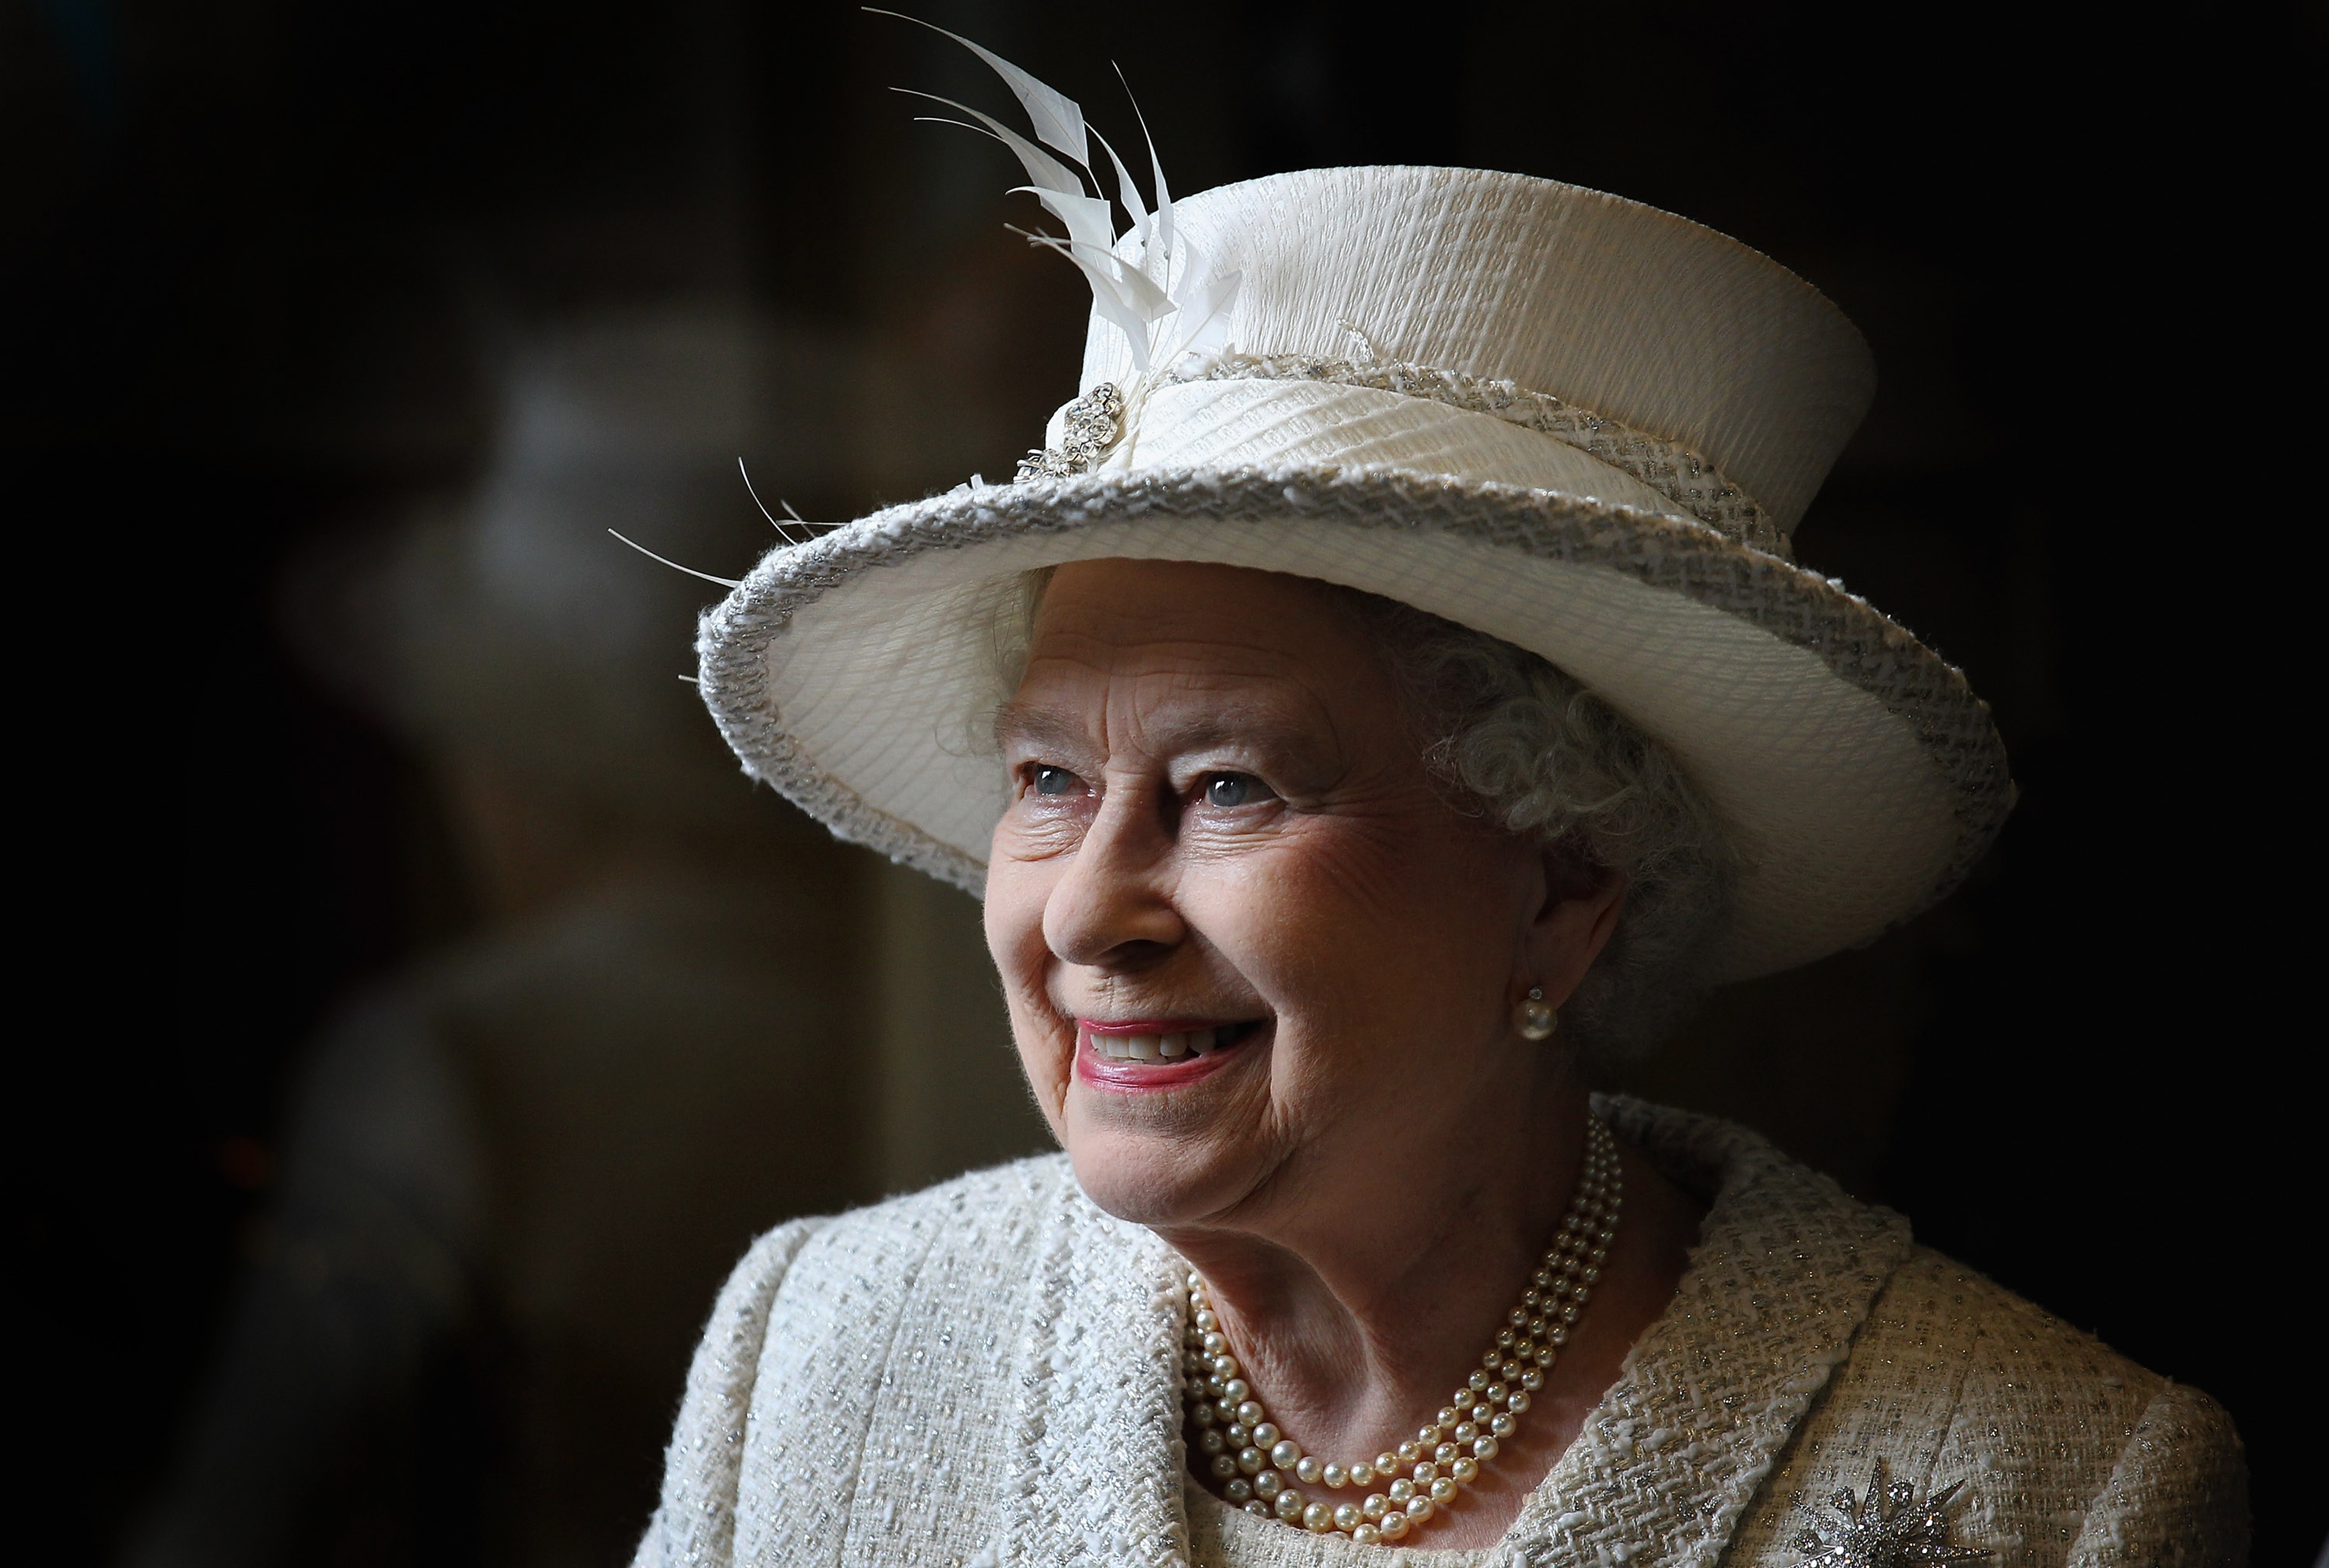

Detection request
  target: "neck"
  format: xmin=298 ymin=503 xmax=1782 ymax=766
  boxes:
xmin=1156 ymin=1067 xmax=1593 ymax=1467
xmin=1155 ymin=1081 xmax=1706 ymax=1549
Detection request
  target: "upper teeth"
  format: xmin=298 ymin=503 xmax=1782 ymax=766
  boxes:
xmin=1092 ymin=1027 xmax=1231 ymax=1062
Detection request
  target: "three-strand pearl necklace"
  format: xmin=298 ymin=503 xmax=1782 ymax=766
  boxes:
xmin=1180 ymin=1116 xmax=1623 ymax=1545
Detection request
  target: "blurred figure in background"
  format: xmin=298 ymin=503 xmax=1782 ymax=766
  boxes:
xmin=127 ymin=309 xmax=1048 ymax=1568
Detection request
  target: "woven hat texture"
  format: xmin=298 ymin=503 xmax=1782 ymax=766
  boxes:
xmin=696 ymin=165 xmax=2012 ymax=982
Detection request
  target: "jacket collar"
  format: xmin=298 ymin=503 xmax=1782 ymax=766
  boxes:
xmin=1501 ymin=1097 xmax=1915 ymax=1566
xmin=995 ymin=1099 xmax=1913 ymax=1567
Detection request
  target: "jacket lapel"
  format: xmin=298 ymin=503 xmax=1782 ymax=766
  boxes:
xmin=1498 ymin=1097 xmax=1915 ymax=1566
xmin=996 ymin=1181 xmax=1194 ymax=1568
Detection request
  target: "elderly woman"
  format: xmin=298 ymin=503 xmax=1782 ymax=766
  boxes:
xmin=632 ymin=37 xmax=2246 ymax=1568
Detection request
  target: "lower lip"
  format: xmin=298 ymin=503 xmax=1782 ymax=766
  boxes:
xmin=1073 ymin=1025 xmax=1258 ymax=1092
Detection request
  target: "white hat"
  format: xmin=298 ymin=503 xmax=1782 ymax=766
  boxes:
xmin=693 ymin=37 xmax=2012 ymax=983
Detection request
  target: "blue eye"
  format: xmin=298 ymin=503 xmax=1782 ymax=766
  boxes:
xmin=1204 ymin=774 xmax=1268 ymax=808
xmin=1033 ymin=765 xmax=1075 ymax=796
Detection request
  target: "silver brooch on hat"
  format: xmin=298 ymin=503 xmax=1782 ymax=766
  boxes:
xmin=1015 ymin=382 xmax=1125 ymax=481
xmin=1791 ymin=1462 xmax=1991 ymax=1567
xmin=883 ymin=14 xmax=1242 ymax=487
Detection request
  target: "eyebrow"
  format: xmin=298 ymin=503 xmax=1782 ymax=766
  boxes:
xmin=991 ymin=700 xmax=1089 ymax=757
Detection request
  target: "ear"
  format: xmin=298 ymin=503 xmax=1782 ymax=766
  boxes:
xmin=1522 ymin=844 xmax=1626 ymax=1010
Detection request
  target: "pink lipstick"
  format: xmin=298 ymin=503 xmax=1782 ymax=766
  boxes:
xmin=1074 ymin=1018 xmax=1263 ymax=1091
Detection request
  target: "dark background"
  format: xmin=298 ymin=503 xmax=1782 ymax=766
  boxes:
xmin=9 ymin=0 xmax=2318 ymax=1563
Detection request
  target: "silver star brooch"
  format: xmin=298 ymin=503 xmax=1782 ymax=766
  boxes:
xmin=1792 ymin=1460 xmax=1991 ymax=1568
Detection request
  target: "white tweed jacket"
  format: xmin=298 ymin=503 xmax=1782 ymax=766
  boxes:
xmin=633 ymin=1098 xmax=2246 ymax=1568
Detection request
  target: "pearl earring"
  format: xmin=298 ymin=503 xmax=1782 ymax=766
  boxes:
xmin=1518 ymin=986 xmax=1558 ymax=1041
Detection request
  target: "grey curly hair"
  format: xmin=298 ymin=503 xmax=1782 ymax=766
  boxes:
xmin=985 ymin=570 xmax=1733 ymax=1062
xmin=1343 ymin=592 xmax=1733 ymax=1061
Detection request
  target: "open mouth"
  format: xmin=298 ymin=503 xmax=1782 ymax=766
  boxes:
xmin=1084 ymin=1020 xmax=1261 ymax=1062
xmin=1074 ymin=1018 xmax=1267 ymax=1087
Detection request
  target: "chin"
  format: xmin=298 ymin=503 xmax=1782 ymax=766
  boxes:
xmin=1062 ymin=1127 xmax=1262 ymax=1230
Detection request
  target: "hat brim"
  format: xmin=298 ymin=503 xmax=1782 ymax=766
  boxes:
xmin=696 ymin=465 xmax=2011 ymax=983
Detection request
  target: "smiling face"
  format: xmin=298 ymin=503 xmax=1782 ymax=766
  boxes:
xmin=986 ymin=559 xmax=1585 ymax=1234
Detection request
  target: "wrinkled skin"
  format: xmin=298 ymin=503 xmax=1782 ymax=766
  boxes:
xmin=985 ymin=560 xmax=1703 ymax=1547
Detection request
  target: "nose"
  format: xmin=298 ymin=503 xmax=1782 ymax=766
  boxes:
xmin=1041 ymin=783 xmax=1185 ymax=970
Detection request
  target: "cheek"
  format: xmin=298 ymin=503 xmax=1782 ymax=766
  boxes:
xmin=984 ymin=811 xmax=1052 ymax=973
xmin=1206 ymin=824 xmax=1519 ymax=1029
xmin=983 ymin=857 xmax=1072 ymax=1107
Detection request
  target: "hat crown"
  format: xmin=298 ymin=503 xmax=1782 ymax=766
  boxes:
xmin=1079 ymin=165 xmax=1875 ymax=531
